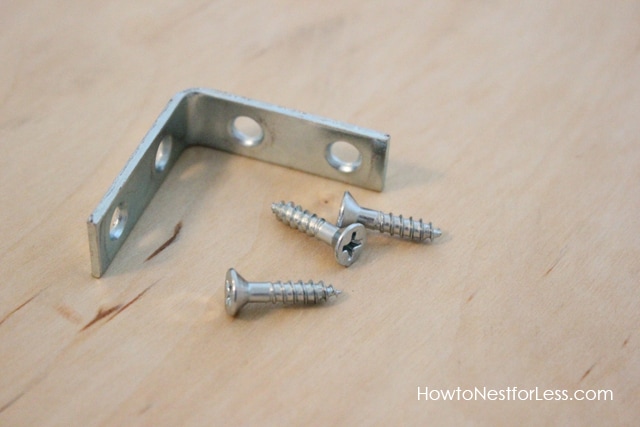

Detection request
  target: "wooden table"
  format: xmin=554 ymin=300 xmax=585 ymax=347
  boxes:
xmin=1 ymin=1 xmax=638 ymax=425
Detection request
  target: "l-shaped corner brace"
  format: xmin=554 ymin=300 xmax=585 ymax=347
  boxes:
xmin=87 ymin=88 xmax=389 ymax=277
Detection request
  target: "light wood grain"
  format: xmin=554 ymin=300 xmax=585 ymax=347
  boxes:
xmin=1 ymin=1 xmax=638 ymax=425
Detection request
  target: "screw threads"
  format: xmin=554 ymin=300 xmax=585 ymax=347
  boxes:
xmin=269 ymin=281 xmax=341 ymax=305
xmin=271 ymin=201 xmax=325 ymax=237
xmin=379 ymin=213 xmax=439 ymax=242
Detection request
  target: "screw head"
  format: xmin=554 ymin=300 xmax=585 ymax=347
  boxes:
xmin=334 ymin=223 xmax=367 ymax=266
xmin=336 ymin=191 xmax=361 ymax=227
xmin=225 ymin=268 xmax=250 ymax=316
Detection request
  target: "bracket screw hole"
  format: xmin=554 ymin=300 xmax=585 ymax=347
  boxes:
xmin=155 ymin=135 xmax=173 ymax=173
xmin=326 ymin=141 xmax=362 ymax=173
xmin=230 ymin=116 xmax=264 ymax=147
xmin=109 ymin=204 xmax=128 ymax=240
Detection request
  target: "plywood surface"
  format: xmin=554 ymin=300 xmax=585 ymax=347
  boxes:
xmin=1 ymin=1 xmax=639 ymax=425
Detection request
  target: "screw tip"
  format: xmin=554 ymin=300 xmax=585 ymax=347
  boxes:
xmin=326 ymin=285 xmax=342 ymax=299
xmin=431 ymin=227 xmax=442 ymax=239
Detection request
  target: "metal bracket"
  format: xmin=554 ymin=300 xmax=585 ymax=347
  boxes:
xmin=87 ymin=88 xmax=390 ymax=277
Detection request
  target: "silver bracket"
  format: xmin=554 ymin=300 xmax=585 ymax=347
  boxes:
xmin=87 ymin=88 xmax=390 ymax=277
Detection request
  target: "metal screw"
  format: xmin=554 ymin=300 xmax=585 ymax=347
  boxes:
xmin=337 ymin=191 xmax=442 ymax=242
xmin=225 ymin=268 xmax=341 ymax=316
xmin=271 ymin=201 xmax=367 ymax=267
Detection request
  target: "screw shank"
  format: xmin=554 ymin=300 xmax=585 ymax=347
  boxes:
xmin=246 ymin=282 xmax=274 ymax=303
xmin=248 ymin=280 xmax=338 ymax=305
xmin=355 ymin=207 xmax=382 ymax=229
xmin=317 ymin=222 xmax=340 ymax=246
